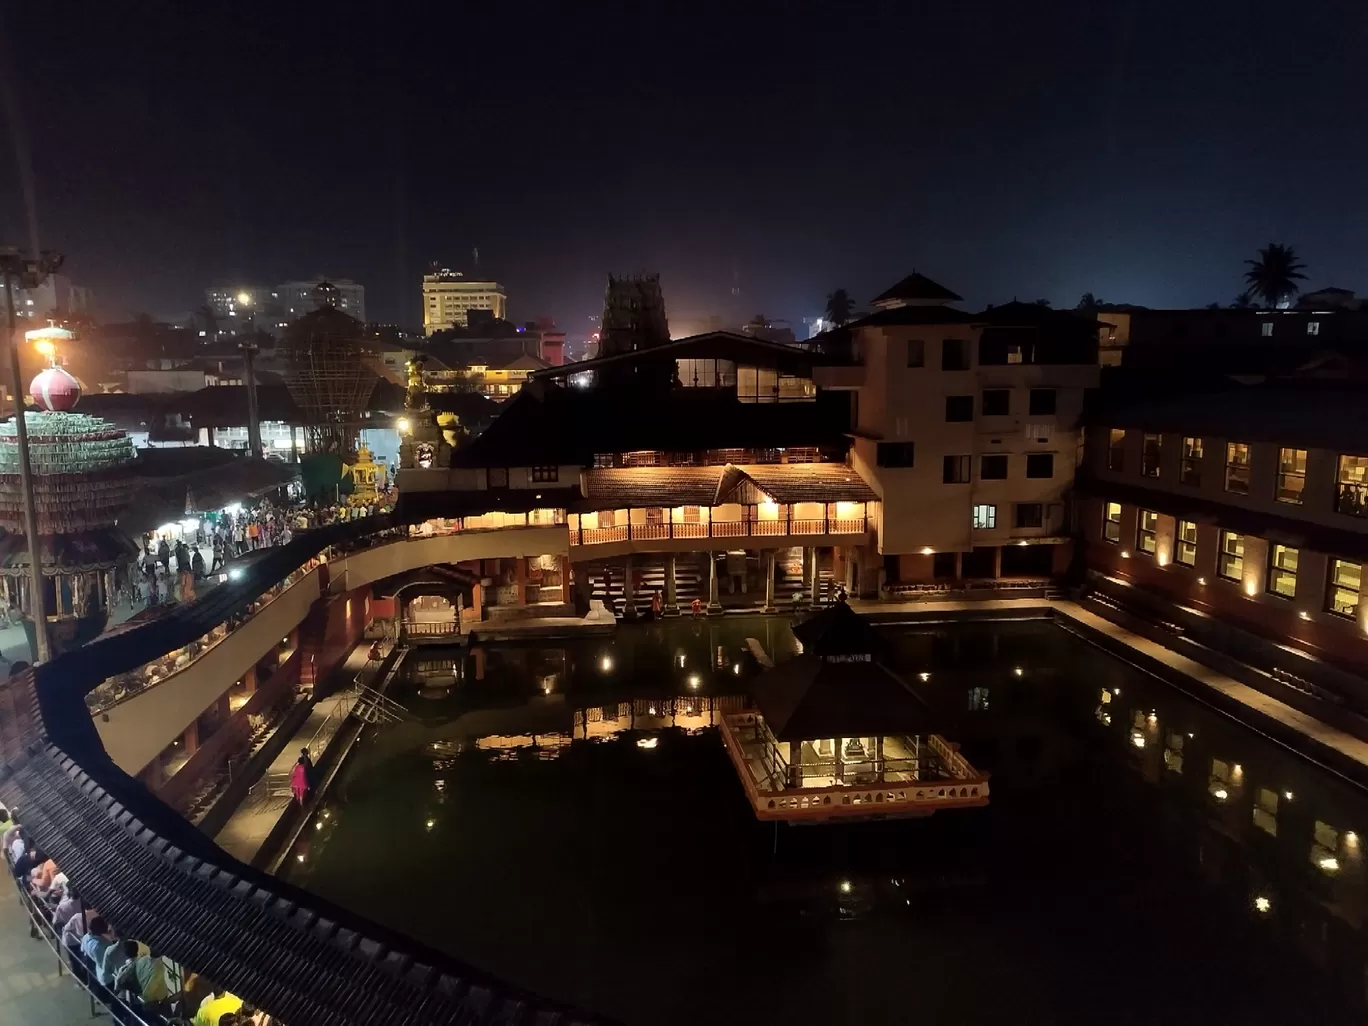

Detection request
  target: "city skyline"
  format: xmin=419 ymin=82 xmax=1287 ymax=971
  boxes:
xmin=1 ymin=2 xmax=1364 ymax=329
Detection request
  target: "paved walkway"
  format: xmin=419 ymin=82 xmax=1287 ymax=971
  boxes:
xmin=1054 ymin=599 xmax=1368 ymax=772
xmin=855 ymin=594 xmax=1368 ymax=774
xmin=0 ymin=892 xmax=93 ymax=1026
xmin=214 ymin=642 xmax=376 ymax=864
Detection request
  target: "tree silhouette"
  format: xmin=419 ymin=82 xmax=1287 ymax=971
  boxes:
xmin=1229 ymin=292 xmax=1255 ymax=310
xmin=824 ymin=288 xmax=854 ymax=327
xmin=1243 ymin=244 xmax=1307 ymax=308
xmin=1075 ymin=293 xmax=1101 ymax=311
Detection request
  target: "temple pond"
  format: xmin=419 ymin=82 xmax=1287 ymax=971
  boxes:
xmin=289 ymin=615 xmax=1368 ymax=1026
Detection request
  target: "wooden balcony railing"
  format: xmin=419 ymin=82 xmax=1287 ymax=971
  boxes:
xmin=569 ymin=512 xmax=869 ymax=546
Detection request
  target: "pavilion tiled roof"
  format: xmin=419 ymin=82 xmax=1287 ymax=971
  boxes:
xmin=870 ymin=272 xmax=963 ymax=306
xmin=0 ymin=744 xmax=606 ymax=1026
xmin=577 ymin=463 xmax=878 ymax=511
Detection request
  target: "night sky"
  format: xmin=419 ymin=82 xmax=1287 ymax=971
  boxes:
xmin=3 ymin=1 xmax=1366 ymax=332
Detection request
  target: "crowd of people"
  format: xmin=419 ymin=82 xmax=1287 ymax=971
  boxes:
xmin=4 ymin=807 xmax=275 ymax=1025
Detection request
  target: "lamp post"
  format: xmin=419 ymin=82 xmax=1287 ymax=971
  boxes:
xmin=236 ymin=292 xmax=263 ymax=459
xmin=0 ymin=247 xmax=63 ymax=664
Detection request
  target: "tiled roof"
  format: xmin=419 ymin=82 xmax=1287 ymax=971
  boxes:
xmin=846 ymin=306 xmax=978 ymax=328
xmin=0 ymin=744 xmax=606 ymax=1026
xmin=578 ymin=464 xmax=877 ymax=511
xmin=738 ymin=464 xmax=878 ymax=504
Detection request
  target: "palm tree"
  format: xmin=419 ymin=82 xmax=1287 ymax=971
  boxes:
xmin=1244 ymin=244 xmax=1307 ymax=308
xmin=824 ymin=288 xmax=854 ymax=328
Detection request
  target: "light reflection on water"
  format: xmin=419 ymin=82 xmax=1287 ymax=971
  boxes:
xmin=291 ymin=617 xmax=1368 ymax=1026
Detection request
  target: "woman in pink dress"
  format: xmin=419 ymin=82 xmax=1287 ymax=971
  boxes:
xmin=289 ymin=759 xmax=309 ymax=804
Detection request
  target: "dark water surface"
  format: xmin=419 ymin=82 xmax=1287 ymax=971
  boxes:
xmin=289 ymin=616 xmax=1368 ymax=1025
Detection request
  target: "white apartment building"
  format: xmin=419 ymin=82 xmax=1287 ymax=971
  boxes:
xmin=278 ymin=279 xmax=365 ymax=322
xmin=422 ymin=269 xmax=507 ymax=333
xmin=816 ymin=273 xmax=1100 ymax=584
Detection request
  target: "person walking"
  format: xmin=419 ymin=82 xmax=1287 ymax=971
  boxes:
xmin=289 ymin=755 xmax=310 ymax=804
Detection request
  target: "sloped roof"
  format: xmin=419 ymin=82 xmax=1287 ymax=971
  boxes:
xmin=870 ymin=272 xmax=963 ymax=306
xmin=529 ymin=331 xmax=815 ymax=382
xmin=452 ymin=386 xmax=852 ymax=468
xmin=791 ymin=599 xmax=887 ymax=657
xmin=752 ymin=655 xmax=934 ymax=741
xmin=847 ymin=306 xmax=978 ymax=328
xmin=576 ymin=463 xmax=878 ymax=511
xmin=0 ymin=744 xmax=607 ymax=1026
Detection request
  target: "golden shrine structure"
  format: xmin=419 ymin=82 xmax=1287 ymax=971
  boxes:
xmin=719 ymin=601 xmax=989 ymax=823
xmin=343 ymin=445 xmax=383 ymax=507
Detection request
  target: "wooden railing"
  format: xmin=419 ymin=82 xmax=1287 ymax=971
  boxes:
xmin=570 ymin=512 xmax=869 ymax=546
xmin=405 ymin=619 xmax=459 ymax=637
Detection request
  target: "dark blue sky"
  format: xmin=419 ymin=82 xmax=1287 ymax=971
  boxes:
xmin=3 ymin=0 xmax=1366 ymax=333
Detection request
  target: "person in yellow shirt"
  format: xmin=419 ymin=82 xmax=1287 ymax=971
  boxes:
xmin=192 ymin=984 xmax=242 ymax=1026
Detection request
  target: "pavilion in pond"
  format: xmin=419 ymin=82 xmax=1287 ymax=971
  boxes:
xmin=719 ymin=600 xmax=989 ymax=822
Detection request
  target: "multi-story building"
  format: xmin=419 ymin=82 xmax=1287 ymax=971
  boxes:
xmin=15 ymin=273 xmax=90 ymax=320
xmin=278 ymin=278 xmax=365 ymax=322
xmin=1078 ymin=368 xmax=1368 ymax=673
xmin=422 ymin=269 xmax=507 ymax=333
xmin=814 ymin=274 xmax=1101 ymax=589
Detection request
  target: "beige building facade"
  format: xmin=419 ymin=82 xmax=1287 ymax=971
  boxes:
xmin=422 ymin=269 xmax=508 ymax=333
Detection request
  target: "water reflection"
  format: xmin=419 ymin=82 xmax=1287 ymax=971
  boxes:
xmin=294 ymin=618 xmax=1368 ymax=1025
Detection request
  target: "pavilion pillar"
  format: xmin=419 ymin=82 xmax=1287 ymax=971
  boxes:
xmin=787 ymin=740 xmax=803 ymax=788
xmin=707 ymin=553 xmax=721 ymax=612
xmin=664 ymin=553 xmax=678 ymax=614
xmin=992 ymin=546 xmax=1003 ymax=579
xmin=803 ymin=547 xmax=816 ymax=607
xmin=241 ymin=666 xmax=257 ymax=696
xmin=514 ymin=558 xmax=527 ymax=605
xmin=763 ymin=550 xmax=776 ymax=612
xmin=844 ymin=547 xmax=857 ymax=592
xmin=875 ymin=736 xmax=884 ymax=782
xmin=834 ymin=738 xmax=844 ymax=784
xmin=622 ymin=555 xmax=637 ymax=620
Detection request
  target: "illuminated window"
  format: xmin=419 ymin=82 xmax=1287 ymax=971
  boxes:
xmin=1327 ymin=559 xmax=1361 ymax=618
xmin=1103 ymin=501 xmax=1122 ymax=543
xmin=1266 ymin=544 xmax=1298 ymax=598
xmin=530 ymin=466 xmax=559 ymax=483
xmin=1136 ymin=510 xmax=1158 ymax=554
xmin=1261 ymin=321 xmax=1274 ymax=337
xmin=1108 ymin=429 xmax=1126 ymax=471
xmin=1141 ymin=434 xmax=1162 ymax=477
xmin=1218 ymin=530 xmax=1244 ymax=581
xmin=1276 ymin=448 xmax=1307 ymax=504
xmin=971 ymin=504 xmax=996 ymax=530
xmin=1180 ymin=436 xmax=1203 ymax=486
xmin=1254 ymin=788 xmax=1278 ymax=837
xmin=1224 ymin=442 xmax=1250 ymax=494
xmin=1175 ymin=520 xmax=1198 ymax=566
xmin=1335 ymin=454 xmax=1368 ymax=517
xmin=1307 ymin=321 xmax=1320 ymax=336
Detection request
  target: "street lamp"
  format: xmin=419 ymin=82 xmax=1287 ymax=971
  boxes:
xmin=0 ymin=247 xmax=64 ymax=664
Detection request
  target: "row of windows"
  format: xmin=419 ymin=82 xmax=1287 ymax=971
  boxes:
xmin=903 ymin=337 xmax=1073 ymax=368
xmin=906 ymin=389 xmax=1062 ymax=426
xmin=972 ymin=502 xmax=1054 ymax=530
xmin=1259 ymin=319 xmax=1322 ymax=337
xmin=1108 ymin=431 xmax=1368 ymax=516
xmin=876 ymin=444 xmax=1055 ymax=479
xmin=1102 ymin=502 xmax=1363 ymax=618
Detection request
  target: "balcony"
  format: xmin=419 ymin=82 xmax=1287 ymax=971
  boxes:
xmin=811 ymin=364 xmax=866 ymax=390
xmin=570 ymin=505 xmax=872 ymax=549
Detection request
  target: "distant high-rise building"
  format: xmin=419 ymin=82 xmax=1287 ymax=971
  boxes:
xmin=278 ymin=278 xmax=365 ymax=322
xmin=204 ymin=285 xmax=269 ymax=322
xmin=422 ymin=269 xmax=507 ymax=334
xmin=15 ymin=274 xmax=90 ymax=320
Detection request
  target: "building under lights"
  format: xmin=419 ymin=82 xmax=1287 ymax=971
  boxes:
xmin=394 ymin=272 xmax=1100 ymax=614
xmin=1078 ymin=347 xmax=1368 ymax=676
